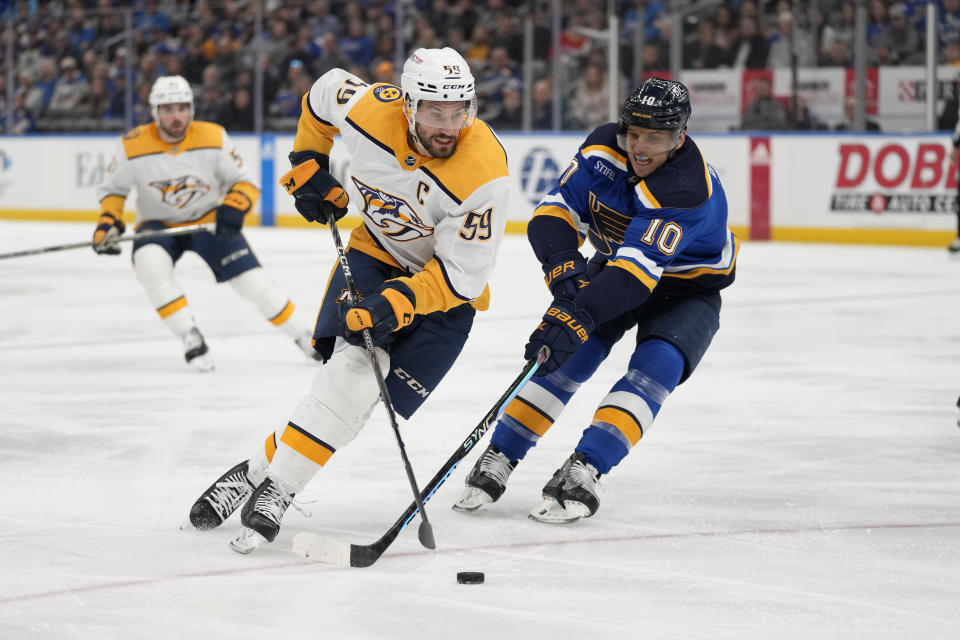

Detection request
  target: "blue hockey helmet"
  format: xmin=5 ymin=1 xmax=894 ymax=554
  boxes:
xmin=617 ymin=78 xmax=691 ymax=142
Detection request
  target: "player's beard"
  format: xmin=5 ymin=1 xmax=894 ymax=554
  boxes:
xmin=415 ymin=125 xmax=459 ymax=159
xmin=158 ymin=117 xmax=189 ymax=143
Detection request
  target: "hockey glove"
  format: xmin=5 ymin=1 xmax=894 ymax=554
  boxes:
xmin=524 ymin=298 xmax=595 ymax=375
xmin=586 ymin=253 xmax=607 ymax=279
xmin=339 ymin=281 xmax=417 ymax=346
xmin=215 ymin=191 xmax=249 ymax=237
xmin=543 ymin=250 xmax=589 ymax=300
xmin=92 ymin=213 xmax=125 ymax=255
xmin=280 ymin=152 xmax=349 ymax=224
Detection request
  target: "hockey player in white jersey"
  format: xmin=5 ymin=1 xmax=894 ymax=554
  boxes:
xmin=188 ymin=48 xmax=511 ymax=552
xmin=93 ymin=75 xmax=320 ymax=370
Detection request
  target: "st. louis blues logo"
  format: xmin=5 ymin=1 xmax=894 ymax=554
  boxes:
xmin=148 ymin=175 xmax=211 ymax=209
xmin=351 ymin=176 xmax=433 ymax=241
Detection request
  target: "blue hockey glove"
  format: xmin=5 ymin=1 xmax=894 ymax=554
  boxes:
xmin=524 ymin=298 xmax=595 ymax=374
xmin=280 ymin=151 xmax=349 ymax=224
xmin=542 ymin=250 xmax=589 ymax=300
xmin=215 ymin=200 xmax=246 ymax=237
xmin=92 ymin=213 xmax=125 ymax=255
xmin=339 ymin=281 xmax=416 ymax=347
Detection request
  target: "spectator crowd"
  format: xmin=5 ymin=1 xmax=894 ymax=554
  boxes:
xmin=2 ymin=0 xmax=960 ymax=135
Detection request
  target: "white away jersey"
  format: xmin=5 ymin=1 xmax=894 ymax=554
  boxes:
xmin=293 ymin=68 xmax=511 ymax=308
xmin=97 ymin=121 xmax=258 ymax=226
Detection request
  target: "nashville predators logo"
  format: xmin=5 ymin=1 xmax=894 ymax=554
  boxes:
xmin=373 ymin=85 xmax=401 ymax=102
xmin=148 ymin=175 xmax=212 ymax=209
xmin=351 ymin=176 xmax=433 ymax=241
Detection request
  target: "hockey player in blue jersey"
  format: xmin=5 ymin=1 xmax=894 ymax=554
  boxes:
xmin=453 ymin=77 xmax=739 ymax=523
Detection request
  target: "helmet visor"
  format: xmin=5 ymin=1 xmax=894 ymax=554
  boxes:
xmin=413 ymin=98 xmax=477 ymax=130
xmin=617 ymin=125 xmax=682 ymax=154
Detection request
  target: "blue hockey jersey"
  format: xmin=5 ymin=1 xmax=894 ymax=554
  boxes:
xmin=528 ymin=123 xmax=738 ymax=325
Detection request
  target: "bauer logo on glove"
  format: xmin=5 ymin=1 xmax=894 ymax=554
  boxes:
xmin=545 ymin=306 xmax=590 ymax=342
xmin=541 ymin=251 xmax=589 ymax=300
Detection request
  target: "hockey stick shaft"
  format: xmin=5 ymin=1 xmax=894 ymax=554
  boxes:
xmin=327 ymin=217 xmax=435 ymax=550
xmin=292 ymin=346 xmax=548 ymax=567
xmin=0 ymin=223 xmax=213 ymax=260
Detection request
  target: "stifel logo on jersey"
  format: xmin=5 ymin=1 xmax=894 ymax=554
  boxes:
xmin=830 ymin=142 xmax=959 ymax=214
xmin=351 ymin=176 xmax=434 ymax=241
xmin=148 ymin=174 xmax=212 ymax=209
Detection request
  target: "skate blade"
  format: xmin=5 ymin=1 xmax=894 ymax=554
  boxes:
xmin=528 ymin=497 xmax=591 ymax=524
xmin=295 ymin=338 xmax=324 ymax=362
xmin=451 ymin=486 xmax=494 ymax=512
xmin=229 ymin=527 xmax=267 ymax=554
xmin=292 ymin=532 xmax=352 ymax=566
xmin=188 ymin=355 xmax=216 ymax=372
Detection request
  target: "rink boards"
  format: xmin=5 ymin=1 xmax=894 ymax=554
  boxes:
xmin=0 ymin=131 xmax=955 ymax=247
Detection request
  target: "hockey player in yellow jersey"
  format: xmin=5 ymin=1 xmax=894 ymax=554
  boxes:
xmin=188 ymin=48 xmax=512 ymax=552
xmin=93 ymin=75 xmax=320 ymax=370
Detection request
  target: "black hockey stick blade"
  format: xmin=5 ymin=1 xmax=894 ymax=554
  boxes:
xmin=418 ymin=519 xmax=436 ymax=550
xmin=292 ymin=347 xmax=549 ymax=567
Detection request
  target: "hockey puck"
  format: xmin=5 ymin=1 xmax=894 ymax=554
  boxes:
xmin=456 ymin=571 xmax=484 ymax=584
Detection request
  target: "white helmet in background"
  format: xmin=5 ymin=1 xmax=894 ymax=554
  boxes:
xmin=400 ymin=47 xmax=476 ymax=136
xmin=148 ymin=75 xmax=194 ymax=118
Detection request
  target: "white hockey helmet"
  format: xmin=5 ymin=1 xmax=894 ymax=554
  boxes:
xmin=148 ymin=75 xmax=194 ymax=117
xmin=400 ymin=47 xmax=476 ymax=134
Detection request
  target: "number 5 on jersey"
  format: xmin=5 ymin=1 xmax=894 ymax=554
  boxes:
xmin=458 ymin=208 xmax=492 ymax=241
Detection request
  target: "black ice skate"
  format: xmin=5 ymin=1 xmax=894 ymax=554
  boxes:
xmin=528 ymin=452 xmax=601 ymax=524
xmin=452 ymin=444 xmax=517 ymax=512
xmin=229 ymin=477 xmax=294 ymax=554
xmin=188 ymin=460 xmax=255 ymax=530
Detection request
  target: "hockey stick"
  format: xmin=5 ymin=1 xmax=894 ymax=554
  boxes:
xmin=326 ymin=216 xmax=436 ymax=551
xmin=0 ymin=223 xmax=213 ymax=260
xmin=292 ymin=345 xmax=549 ymax=567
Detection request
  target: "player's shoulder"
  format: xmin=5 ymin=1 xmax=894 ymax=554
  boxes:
xmin=120 ymin=121 xmax=224 ymax=159
xmin=637 ymin=136 xmax=713 ymax=210
xmin=425 ymin=119 xmax=509 ymax=202
xmin=579 ymin=123 xmax=628 ymax=174
xmin=181 ymin=120 xmax=225 ymax=151
xmin=340 ymin=80 xmax=404 ymax=128
xmin=121 ymin=124 xmax=166 ymax=159
xmin=312 ymin=67 xmax=364 ymax=94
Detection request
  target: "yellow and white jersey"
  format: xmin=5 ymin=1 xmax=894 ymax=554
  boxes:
xmin=294 ymin=68 xmax=510 ymax=313
xmin=97 ymin=121 xmax=259 ymax=227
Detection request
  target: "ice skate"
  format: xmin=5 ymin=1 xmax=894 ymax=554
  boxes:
xmin=183 ymin=327 xmax=214 ymax=372
xmin=949 ymin=238 xmax=960 ymax=257
xmin=452 ymin=444 xmax=517 ymax=512
xmin=229 ymin=477 xmax=294 ymax=554
xmin=294 ymin=330 xmax=323 ymax=362
xmin=188 ymin=460 xmax=254 ymax=530
xmin=528 ymin=452 xmax=601 ymax=524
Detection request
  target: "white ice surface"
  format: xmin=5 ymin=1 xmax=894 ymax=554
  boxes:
xmin=1 ymin=221 xmax=959 ymax=640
